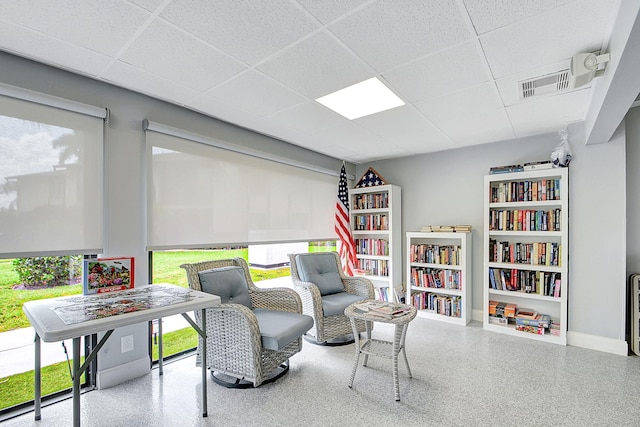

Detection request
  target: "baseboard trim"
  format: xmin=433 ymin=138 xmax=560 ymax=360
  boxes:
xmin=567 ymin=331 xmax=629 ymax=356
xmin=96 ymin=356 xmax=150 ymax=389
xmin=472 ymin=309 xmax=628 ymax=356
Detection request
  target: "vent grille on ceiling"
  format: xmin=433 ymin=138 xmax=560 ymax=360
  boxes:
xmin=519 ymin=70 xmax=570 ymax=100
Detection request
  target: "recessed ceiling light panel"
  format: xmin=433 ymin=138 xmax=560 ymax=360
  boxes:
xmin=315 ymin=77 xmax=405 ymax=120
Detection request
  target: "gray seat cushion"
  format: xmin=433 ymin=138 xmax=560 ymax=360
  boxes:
xmin=254 ymin=309 xmax=313 ymax=351
xmin=198 ymin=266 xmax=253 ymax=309
xmin=321 ymin=292 xmax=366 ymax=317
xmin=294 ymin=253 xmax=344 ymax=296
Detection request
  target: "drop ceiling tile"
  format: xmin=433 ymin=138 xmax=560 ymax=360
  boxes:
xmin=129 ymin=0 xmax=165 ymax=12
xmin=186 ymin=95 xmax=260 ymax=129
xmin=102 ymin=61 xmax=200 ymax=105
xmin=264 ymin=101 xmax=350 ymax=133
xmin=414 ymin=82 xmax=503 ymax=124
xmin=251 ymin=118 xmax=310 ymax=144
xmin=296 ymin=0 xmax=371 ymax=24
xmin=437 ymin=108 xmax=515 ymax=146
xmin=119 ymin=20 xmax=246 ymax=92
xmin=494 ymin=59 xmax=574 ymax=106
xmin=309 ymin=121 xmax=387 ymax=155
xmin=383 ymin=41 xmax=491 ymax=103
xmin=329 ymin=0 xmax=472 ymax=72
xmin=463 ymin=0 xmax=574 ymax=35
xmin=506 ymin=89 xmax=590 ymax=137
xmin=0 ymin=0 xmax=149 ymax=57
xmin=207 ymin=70 xmax=307 ymax=118
xmin=0 ymin=21 xmax=112 ymax=77
xmin=480 ymin=0 xmax=620 ymax=78
xmin=257 ymin=31 xmax=372 ymax=99
xmin=161 ymin=0 xmax=318 ymax=65
xmin=355 ymin=105 xmax=452 ymax=149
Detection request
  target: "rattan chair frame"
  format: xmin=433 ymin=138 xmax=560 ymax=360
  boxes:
xmin=181 ymin=257 xmax=304 ymax=387
xmin=288 ymin=252 xmax=375 ymax=344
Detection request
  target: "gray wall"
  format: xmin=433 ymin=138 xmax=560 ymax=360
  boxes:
xmin=363 ymin=125 xmax=628 ymax=353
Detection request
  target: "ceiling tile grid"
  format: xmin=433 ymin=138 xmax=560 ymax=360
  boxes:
xmin=383 ymin=41 xmax=492 ymax=103
xmin=479 ymin=0 xmax=621 ymax=79
xmin=160 ymin=0 xmax=319 ymax=65
xmin=205 ymin=70 xmax=308 ymax=118
xmin=257 ymin=31 xmax=372 ymax=99
xmin=0 ymin=0 xmax=627 ymax=163
xmin=117 ymin=19 xmax=247 ymax=92
xmin=462 ymin=0 xmax=575 ymax=35
xmin=1 ymin=0 xmax=150 ymax=57
xmin=328 ymin=0 xmax=473 ymax=72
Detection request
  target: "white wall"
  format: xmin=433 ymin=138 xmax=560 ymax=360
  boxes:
xmin=364 ymin=128 xmax=628 ymax=354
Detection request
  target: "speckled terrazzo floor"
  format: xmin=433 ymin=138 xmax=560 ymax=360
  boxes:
xmin=3 ymin=319 xmax=640 ymax=427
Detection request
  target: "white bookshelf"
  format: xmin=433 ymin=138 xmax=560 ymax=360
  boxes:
xmin=483 ymin=168 xmax=568 ymax=345
xmin=406 ymin=231 xmax=472 ymax=325
xmin=349 ymin=184 xmax=401 ymax=302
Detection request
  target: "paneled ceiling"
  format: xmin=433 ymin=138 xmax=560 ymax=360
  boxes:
xmin=0 ymin=0 xmax=629 ymax=163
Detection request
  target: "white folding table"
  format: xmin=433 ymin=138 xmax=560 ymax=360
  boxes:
xmin=22 ymin=283 xmax=220 ymax=427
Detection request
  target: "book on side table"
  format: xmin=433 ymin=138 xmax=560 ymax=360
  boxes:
xmin=353 ymin=300 xmax=411 ymax=319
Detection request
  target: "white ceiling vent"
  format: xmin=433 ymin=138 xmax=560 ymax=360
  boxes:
xmin=518 ymin=70 xmax=571 ymax=101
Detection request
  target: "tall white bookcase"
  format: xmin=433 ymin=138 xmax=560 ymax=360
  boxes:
xmin=406 ymin=231 xmax=472 ymax=325
xmin=348 ymin=184 xmax=401 ymax=302
xmin=483 ymin=168 xmax=568 ymax=345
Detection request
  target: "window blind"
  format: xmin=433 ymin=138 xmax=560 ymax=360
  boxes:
xmin=146 ymin=128 xmax=337 ymax=249
xmin=0 ymin=94 xmax=104 ymax=258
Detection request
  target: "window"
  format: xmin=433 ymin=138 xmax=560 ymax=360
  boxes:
xmin=145 ymin=125 xmax=336 ymax=249
xmin=0 ymin=88 xmax=105 ymax=413
xmin=0 ymin=93 xmax=104 ymax=257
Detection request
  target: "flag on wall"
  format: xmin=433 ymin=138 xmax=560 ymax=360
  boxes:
xmin=335 ymin=164 xmax=357 ymax=275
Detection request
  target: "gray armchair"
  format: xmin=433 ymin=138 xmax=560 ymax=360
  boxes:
xmin=181 ymin=257 xmax=313 ymax=388
xmin=288 ymin=252 xmax=375 ymax=345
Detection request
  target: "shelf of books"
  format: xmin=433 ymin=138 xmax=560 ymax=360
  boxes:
xmin=406 ymin=231 xmax=472 ymax=325
xmin=483 ymin=167 xmax=568 ymax=345
xmin=349 ymin=184 xmax=401 ymax=302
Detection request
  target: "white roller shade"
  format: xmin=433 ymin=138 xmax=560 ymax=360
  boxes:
xmin=146 ymin=129 xmax=337 ymax=249
xmin=0 ymin=95 xmax=104 ymax=258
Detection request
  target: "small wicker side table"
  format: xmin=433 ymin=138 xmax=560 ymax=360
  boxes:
xmin=344 ymin=300 xmax=417 ymax=401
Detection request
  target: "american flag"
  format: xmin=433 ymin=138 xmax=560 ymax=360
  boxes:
xmin=335 ymin=164 xmax=357 ymax=275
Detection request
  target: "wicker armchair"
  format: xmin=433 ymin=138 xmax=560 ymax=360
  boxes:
xmin=288 ymin=252 xmax=375 ymax=345
xmin=181 ymin=257 xmax=312 ymax=388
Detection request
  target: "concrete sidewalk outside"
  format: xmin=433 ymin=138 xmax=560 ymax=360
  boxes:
xmin=0 ymin=276 xmax=294 ymax=379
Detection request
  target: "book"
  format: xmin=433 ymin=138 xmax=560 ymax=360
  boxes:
xmin=83 ymin=257 xmax=135 ymax=295
xmin=420 ymin=225 xmax=456 ymax=232
xmin=489 ymin=164 xmax=524 ymax=174
xmin=515 ymin=314 xmax=551 ymax=328
xmin=515 ymin=324 xmax=545 ymax=335
xmin=353 ymin=300 xmax=410 ymax=318
xmin=515 ymin=309 xmax=538 ymax=320
xmin=523 ymin=160 xmax=553 ymax=171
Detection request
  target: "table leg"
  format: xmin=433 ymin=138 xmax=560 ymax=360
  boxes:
xmin=201 ymin=308 xmax=207 ymax=417
xmin=158 ymin=318 xmax=163 ymax=376
xmin=348 ymin=317 xmax=360 ymax=389
xmin=72 ymin=337 xmax=81 ymax=427
xmin=362 ymin=320 xmax=372 ymax=367
xmin=392 ymin=324 xmax=403 ymax=401
xmin=399 ymin=324 xmax=412 ymax=378
xmin=34 ymin=333 xmax=41 ymax=420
